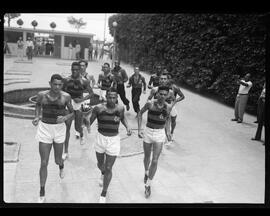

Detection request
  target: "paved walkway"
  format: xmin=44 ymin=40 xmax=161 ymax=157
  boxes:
xmin=3 ymin=56 xmax=265 ymax=204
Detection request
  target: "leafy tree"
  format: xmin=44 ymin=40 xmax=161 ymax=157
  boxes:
xmin=67 ymin=16 xmax=87 ymax=32
xmin=31 ymin=20 xmax=38 ymax=30
xmin=17 ymin=18 xmax=24 ymax=28
xmin=4 ymin=13 xmax=20 ymax=27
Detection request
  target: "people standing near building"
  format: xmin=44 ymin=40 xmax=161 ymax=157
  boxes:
xmin=147 ymin=65 xmax=163 ymax=89
xmin=75 ymin=41 xmax=81 ymax=60
xmin=88 ymin=43 xmax=93 ymax=61
xmin=251 ymin=82 xmax=265 ymax=144
xmin=26 ymin=37 xmax=34 ymax=60
xmin=4 ymin=40 xmax=11 ymax=55
xmin=32 ymin=74 xmax=74 ymax=203
xmin=126 ymin=66 xmax=146 ymax=116
xmin=68 ymin=42 xmax=73 ymax=60
xmin=87 ymin=88 xmax=132 ymax=203
xmin=111 ymin=61 xmax=130 ymax=111
xmin=231 ymin=73 xmax=253 ymax=123
xmin=137 ymin=85 xmax=174 ymax=198
xmin=62 ymin=62 xmax=94 ymax=160
xmin=148 ymin=73 xmax=185 ymax=145
xmin=17 ymin=37 xmax=24 ymax=61
xmin=94 ymin=48 xmax=98 ymax=60
xmin=99 ymin=45 xmax=104 ymax=60
xmin=97 ymin=62 xmax=116 ymax=102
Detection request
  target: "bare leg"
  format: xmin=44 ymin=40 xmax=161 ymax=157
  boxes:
xmin=39 ymin=142 xmax=52 ymax=193
xmin=148 ymin=142 xmax=163 ymax=180
xmin=64 ymin=117 xmax=73 ymax=154
xmin=143 ymin=142 xmax=152 ymax=172
xmin=102 ymin=154 xmax=117 ymax=194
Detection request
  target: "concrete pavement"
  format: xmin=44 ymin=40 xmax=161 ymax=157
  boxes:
xmin=3 ymin=55 xmax=265 ymax=204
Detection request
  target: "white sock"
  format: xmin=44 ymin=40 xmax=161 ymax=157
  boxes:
xmin=145 ymin=170 xmax=149 ymax=176
xmin=146 ymin=179 xmax=151 ymax=186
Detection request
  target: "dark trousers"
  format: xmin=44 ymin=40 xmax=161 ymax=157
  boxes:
xmin=255 ymin=98 xmax=265 ymax=140
xmin=131 ymin=88 xmax=142 ymax=113
xmin=117 ymin=84 xmax=129 ymax=106
xmin=26 ymin=47 xmax=33 ymax=60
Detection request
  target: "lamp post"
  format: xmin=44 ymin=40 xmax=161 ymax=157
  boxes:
xmin=112 ymin=21 xmax=118 ymax=68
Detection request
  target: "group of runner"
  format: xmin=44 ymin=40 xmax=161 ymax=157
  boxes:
xmin=32 ymin=60 xmax=185 ymax=203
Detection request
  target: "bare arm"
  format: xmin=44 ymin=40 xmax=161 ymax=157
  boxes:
xmin=64 ymin=94 xmax=74 ymax=121
xmin=32 ymin=92 xmax=43 ymax=126
xmin=137 ymin=101 xmax=151 ymax=137
xmin=148 ymin=88 xmax=156 ymax=101
xmin=89 ymin=106 xmax=99 ymax=125
xmin=174 ymin=85 xmax=185 ymax=103
xmin=120 ymin=106 xmax=132 ymax=135
xmin=142 ymin=76 xmax=146 ymax=92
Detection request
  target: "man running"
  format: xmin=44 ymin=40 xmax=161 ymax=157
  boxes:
xmin=138 ymin=85 xmax=174 ymax=198
xmin=32 ymin=74 xmax=74 ymax=203
xmin=126 ymin=65 xmax=146 ymax=116
xmin=111 ymin=61 xmax=130 ymax=111
xmin=148 ymin=73 xmax=185 ymax=144
xmin=62 ymin=62 xmax=94 ymax=160
xmin=97 ymin=62 xmax=116 ymax=102
xmin=147 ymin=65 xmax=163 ymax=89
xmin=87 ymin=88 xmax=132 ymax=203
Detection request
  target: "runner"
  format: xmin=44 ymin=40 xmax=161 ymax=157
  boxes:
xmin=147 ymin=65 xmax=163 ymax=89
xmin=137 ymin=85 xmax=174 ymax=198
xmin=148 ymin=73 xmax=185 ymax=145
xmin=97 ymin=62 xmax=116 ymax=102
xmin=32 ymin=74 xmax=74 ymax=203
xmin=111 ymin=61 xmax=130 ymax=111
xmin=62 ymin=62 xmax=94 ymax=160
xmin=87 ymin=88 xmax=132 ymax=203
xmin=126 ymin=65 xmax=146 ymax=117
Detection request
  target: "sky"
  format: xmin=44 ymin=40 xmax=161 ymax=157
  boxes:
xmin=4 ymin=13 xmax=115 ymax=42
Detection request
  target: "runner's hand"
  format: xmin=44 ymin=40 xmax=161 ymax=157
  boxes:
xmin=56 ymin=116 xmax=66 ymax=123
xmin=138 ymin=131 xmax=144 ymax=138
xmin=32 ymin=117 xmax=40 ymax=126
xmin=127 ymin=128 xmax=132 ymax=136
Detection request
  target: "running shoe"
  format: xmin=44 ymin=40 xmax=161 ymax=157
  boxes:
xmin=144 ymin=185 xmax=151 ymax=198
xmin=80 ymin=136 xmax=86 ymax=145
xmin=62 ymin=153 xmax=69 ymax=161
xmin=144 ymin=174 xmax=148 ymax=184
xmin=75 ymin=131 xmax=80 ymax=139
xmin=99 ymin=196 xmax=106 ymax=203
xmin=99 ymin=174 xmax=104 ymax=187
xmin=38 ymin=196 xmax=46 ymax=203
xmin=59 ymin=168 xmax=65 ymax=179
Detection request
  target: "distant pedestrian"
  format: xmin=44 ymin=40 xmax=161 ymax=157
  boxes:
xmin=94 ymin=48 xmax=98 ymax=60
xmin=231 ymin=73 xmax=253 ymax=123
xmin=68 ymin=42 xmax=73 ymax=60
xmin=99 ymin=45 xmax=104 ymax=60
xmin=251 ymin=82 xmax=265 ymax=144
xmin=126 ymin=66 xmax=146 ymax=116
xmin=4 ymin=40 xmax=11 ymax=55
xmin=75 ymin=41 xmax=81 ymax=60
xmin=32 ymin=74 xmax=74 ymax=203
xmin=111 ymin=61 xmax=130 ymax=111
xmin=17 ymin=37 xmax=24 ymax=61
xmin=88 ymin=43 xmax=93 ymax=61
xmin=26 ymin=37 xmax=34 ymax=60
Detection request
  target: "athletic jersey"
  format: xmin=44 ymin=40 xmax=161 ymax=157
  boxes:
xmin=97 ymin=106 xmax=121 ymax=136
xmin=111 ymin=67 xmax=128 ymax=85
xmin=41 ymin=91 xmax=66 ymax=124
xmin=63 ymin=77 xmax=86 ymax=99
xmin=98 ymin=73 xmax=114 ymax=90
xmin=149 ymin=74 xmax=161 ymax=87
xmin=146 ymin=102 xmax=169 ymax=129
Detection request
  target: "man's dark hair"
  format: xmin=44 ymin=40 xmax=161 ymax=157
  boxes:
xmin=106 ymin=87 xmax=118 ymax=95
xmin=50 ymin=74 xmax=63 ymax=83
xmin=158 ymin=85 xmax=170 ymax=92
xmin=104 ymin=62 xmax=110 ymax=68
xmin=71 ymin=62 xmax=80 ymax=68
xmin=78 ymin=59 xmax=88 ymax=67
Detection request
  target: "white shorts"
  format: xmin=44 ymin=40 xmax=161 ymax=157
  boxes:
xmin=170 ymin=105 xmax=178 ymax=117
xmin=99 ymin=89 xmax=107 ymax=100
xmin=143 ymin=126 xmax=166 ymax=144
xmin=72 ymin=98 xmax=90 ymax=111
xmin=95 ymin=132 xmax=120 ymax=156
xmin=35 ymin=121 xmax=66 ymax=144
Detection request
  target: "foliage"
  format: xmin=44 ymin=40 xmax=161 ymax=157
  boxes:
xmin=50 ymin=22 xmax=56 ymax=29
xmin=16 ymin=18 xmax=23 ymax=27
xmin=67 ymin=16 xmax=87 ymax=32
xmin=108 ymin=14 xmax=267 ymax=114
xmin=31 ymin=20 xmax=38 ymax=29
xmin=4 ymin=13 xmax=21 ymax=27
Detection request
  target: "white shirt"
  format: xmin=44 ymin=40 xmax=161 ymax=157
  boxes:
xmin=26 ymin=40 xmax=34 ymax=48
xmin=238 ymin=80 xmax=252 ymax=94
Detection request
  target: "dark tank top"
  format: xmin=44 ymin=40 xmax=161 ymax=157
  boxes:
xmin=41 ymin=93 xmax=66 ymax=124
xmin=64 ymin=78 xmax=86 ymax=99
xmin=97 ymin=107 xmax=121 ymax=136
xmin=146 ymin=102 xmax=168 ymax=129
xmin=100 ymin=74 xmax=113 ymax=90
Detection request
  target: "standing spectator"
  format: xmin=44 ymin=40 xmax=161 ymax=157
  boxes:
xmin=68 ymin=42 xmax=73 ymax=60
xmin=75 ymin=41 xmax=81 ymax=60
xmin=88 ymin=43 xmax=93 ymax=61
xmin=126 ymin=66 xmax=146 ymax=116
xmin=4 ymin=40 xmax=11 ymax=55
xmin=251 ymin=82 xmax=265 ymax=144
xmin=26 ymin=37 xmax=34 ymax=60
xmin=231 ymin=73 xmax=253 ymax=123
xmin=111 ymin=61 xmax=130 ymax=111
xmin=99 ymin=45 xmax=104 ymax=60
xmin=17 ymin=37 xmax=24 ymax=61
xmin=94 ymin=48 xmax=98 ymax=60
